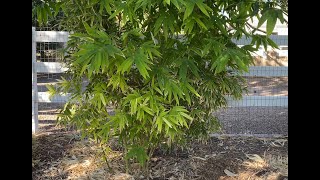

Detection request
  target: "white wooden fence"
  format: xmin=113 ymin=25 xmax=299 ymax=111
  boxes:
xmin=32 ymin=27 xmax=288 ymax=133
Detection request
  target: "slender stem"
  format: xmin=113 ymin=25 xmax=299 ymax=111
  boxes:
xmin=105 ymin=154 xmax=113 ymax=173
xmin=146 ymin=146 xmax=155 ymax=180
xmin=123 ymin=135 xmax=130 ymax=174
xmin=245 ymin=23 xmax=278 ymax=35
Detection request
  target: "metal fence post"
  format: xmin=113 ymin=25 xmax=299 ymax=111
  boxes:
xmin=32 ymin=27 xmax=39 ymax=133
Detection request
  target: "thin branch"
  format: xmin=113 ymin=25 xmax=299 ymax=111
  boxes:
xmin=245 ymin=23 xmax=277 ymax=35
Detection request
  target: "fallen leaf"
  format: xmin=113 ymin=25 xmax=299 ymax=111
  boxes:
xmin=270 ymin=139 xmax=287 ymax=147
xmin=192 ymin=156 xmax=206 ymax=161
xmin=246 ymin=154 xmax=264 ymax=163
xmin=224 ymin=169 xmax=238 ymax=176
xmin=204 ymin=153 xmax=216 ymax=159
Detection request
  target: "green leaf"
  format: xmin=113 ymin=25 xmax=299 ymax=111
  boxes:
xmin=180 ymin=112 xmax=193 ymax=121
xmin=108 ymin=9 xmax=122 ymax=20
xmin=212 ymin=53 xmax=229 ymax=74
xmin=266 ymin=10 xmax=277 ymax=36
xmin=88 ymin=65 xmax=94 ymax=79
xmin=196 ymin=1 xmax=211 ymax=17
xmin=266 ymin=37 xmax=279 ymax=49
xmin=83 ymin=22 xmax=97 ymax=37
xmin=277 ymin=9 xmax=285 ymax=24
xmin=184 ymin=2 xmax=195 ymax=20
xmin=194 ymin=17 xmax=207 ymax=30
xmin=184 ymin=19 xmax=195 ymax=34
xmin=258 ymin=10 xmax=269 ymax=28
xmin=126 ymin=146 xmax=148 ymax=166
xmin=163 ymin=117 xmax=173 ymax=128
xmin=171 ymin=0 xmax=180 ymax=9
xmin=105 ymin=45 xmax=124 ymax=58
xmin=97 ymin=31 xmax=111 ymax=42
xmin=100 ymin=93 xmax=106 ymax=106
xmin=262 ymin=38 xmax=268 ymax=51
xmin=154 ymin=14 xmax=165 ymax=35
xmin=156 ymin=116 xmax=163 ymax=132
xmin=134 ymin=49 xmax=152 ymax=79
xmin=179 ymin=60 xmax=188 ymax=81
xmin=185 ymin=82 xmax=200 ymax=97
xmin=100 ymin=52 xmax=108 ymax=73
xmin=141 ymin=106 xmax=154 ymax=116
xmin=93 ymin=51 xmax=102 ymax=71
xmin=187 ymin=59 xmax=200 ymax=78
xmin=119 ymin=58 xmax=134 ymax=74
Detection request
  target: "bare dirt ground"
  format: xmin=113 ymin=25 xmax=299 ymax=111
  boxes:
xmin=32 ymin=126 xmax=288 ymax=180
xmin=246 ymin=77 xmax=287 ymax=96
xmin=253 ymin=52 xmax=288 ymax=66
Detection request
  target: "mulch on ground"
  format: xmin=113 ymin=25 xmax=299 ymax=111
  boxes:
xmin=32 ymin=126 xmax=287 ymax=180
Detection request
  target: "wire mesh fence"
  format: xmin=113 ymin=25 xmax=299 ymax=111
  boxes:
xmin=32 ymin=27 xmax=67 ymax=132
xmin=215 ymin=75 xmax=288 ymax=135
xmin=32 ymin=27 xmax=288 ymax=135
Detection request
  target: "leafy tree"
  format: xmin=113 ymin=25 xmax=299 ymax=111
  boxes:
xmin=42 ymin=0 xmax=286 ymax=174
xmin=32 ymin=0 xmax=63 ymax=29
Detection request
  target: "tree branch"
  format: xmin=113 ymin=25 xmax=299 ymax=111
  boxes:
xmin=245 ymin=23 xmax=278 ymax=35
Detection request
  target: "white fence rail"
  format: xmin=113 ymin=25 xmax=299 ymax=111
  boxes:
xmin=35 ymin=31 xmax=69 ymax=42
xmin=36 ymin=62 xmax=68 ymax=73
xmin=32 ymin=27 xmax=288 ymax=133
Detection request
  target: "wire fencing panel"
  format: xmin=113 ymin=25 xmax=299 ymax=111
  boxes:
xmin=32 ymin=27 xmax=288 ymax=135
xmin=216 ymin=35 xmax=288 ymax=135
xmin=33 ymin=27 xmax=68 ymax=132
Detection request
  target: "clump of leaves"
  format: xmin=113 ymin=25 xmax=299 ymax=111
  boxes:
xmin=41 ymin=0 xmax=286 ymax=174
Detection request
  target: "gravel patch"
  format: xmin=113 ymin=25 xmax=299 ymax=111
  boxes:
xmin=215 ymin=107 xmax=288 ymax=135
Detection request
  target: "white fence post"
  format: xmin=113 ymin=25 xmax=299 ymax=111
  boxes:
xmin=32 ymin=27 xmax=39 ymax=133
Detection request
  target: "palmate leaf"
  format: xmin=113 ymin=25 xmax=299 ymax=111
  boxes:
xmin=258 ymin=8 xmax=280 ymax=36
xmin=118 ymin=58 xmax=134 ymax=74
xmin=107 ymin=73 xmax=128 ymax=92
xmin=141 ymin=41 xmax=161 ymax=60
xmin=124 ymin=91 xmax=143 ymax=115
xmin=110 ymin=112 xmax=128 ymax=132
xmin=168 ymin=106 xmax=193 ymax=128
xmin=134 ymin=49 xmax=152 ymax=79
xmin=211 ymin=52 xmax=229 ymax=74
xmin=227 ymin=49 xmax=250 ymax=72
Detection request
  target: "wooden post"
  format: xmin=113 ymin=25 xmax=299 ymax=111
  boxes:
xmin=32 ymin=27 xmax=39 ymax=133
